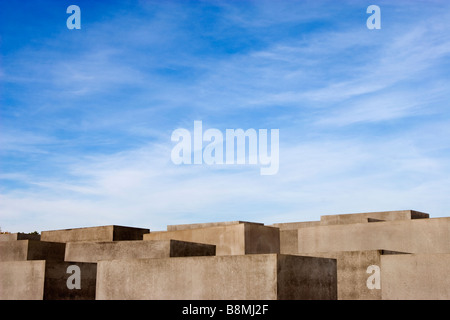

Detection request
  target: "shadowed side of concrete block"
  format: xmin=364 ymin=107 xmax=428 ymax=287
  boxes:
xmin=169 ymin=240 xmax=216 ymax=257
xmin=0 ymin=240 xmax=66 ymax=262
xmin=41 ymin=225 xmax=150 ymax=243
xmin=44 ymin=261 xmax=97 ymax=300
xmin=277 ymin=255 xmax=337 ymax=300
xmin=300 ymin=250 xmax=407 ymax=300
xmin=0 ymin=233 xmax=41 ymax=242
xmin=144 ymin=222 xmax=279 ymax=256
xmin=244 ymin=223 xmax=280 ymax=254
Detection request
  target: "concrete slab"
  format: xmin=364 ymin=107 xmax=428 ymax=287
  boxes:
xmin=0 ymin=240 xmax=66 ymax=262
xmin=270 ymin=221 xmax=321 ymax=230
xmin=0 ymin=260 xmax=96 ymax=300
xmin=381 ymin=253 xmax=450 ymax=300
xmin=296 ymin=217 xmax=450 ymax=254
xmin=96 ymin=254 xmax=337 ymax=300
xmin=0 ymin=260 xmax=45 ymax=300
xmin=300 ymin=250 xmax=407 ymax=300
xmin=41 ymin=225 xmax=150 ymax=243
xmin=0 ymin=233 xmax=40 ymax=241
xmin=65 ymin=239 xmax=215 ymax=263
xmin=320 ymin=210 xmax=429 ymax=226
xmin=167 ymin=220 xmax=263 ymax=231
xmin=144 ymin=222 xmax=279 ymax=256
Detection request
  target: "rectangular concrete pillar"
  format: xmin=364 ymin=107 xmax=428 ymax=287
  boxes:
xmin=144 ymin=222 xmax=279 ymax=256
xmin=41 ymin=225 xmax=150 ymax=243
xmin=0 ymin=240 xmax=66 ymax=262
xmin=297 ymin=217 xmax=450 ymax=254
xmin=0 ymin=260 xmax=96 ymax=300
xmin=381 ymin=253 xmax=450 ymax=300
xmin=96 ymin=254 xmax=337 ymax=300
xmin=65 ymin=239 xmax=215 ymax=263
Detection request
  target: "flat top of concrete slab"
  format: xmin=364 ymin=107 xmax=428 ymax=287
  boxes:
xmin=167 ymin=220 xmax=263 ymax=231
xmin=41 ymin=225 xmax=149 ymax=232
xmin=319 ymin=210 xmax=429 ymax=224
xmin=0 ymin=233 xmax=41 ymax=241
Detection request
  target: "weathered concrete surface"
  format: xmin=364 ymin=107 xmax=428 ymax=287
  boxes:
xmin=96 ymin=254 xmax=337 ymax=300
xmin=300 ymin=250 xmax=407 ymax=300
xmin=41 ymin=225 xmax=149 ymax=243
xmin=0 ymin=260 xmax=96 ymax=300
xmin=320 ymin=210 xmax=429 ymax=226
xmin=0 ymin=260 xmax=45 ymax=299
xmin=44 ymin=261 xmax=97 ymax=300
xmin=270 ymin=210 xmax=428 ymax=231
xmin=65 ymin=239 xmax=215 ymax=263
xmin=296 ymin=217 xmax=450 ymax=254
xmin=167 ymin=221 xmax=263 ymax=231
xmin=0 ymin=233 xmax=41 ymax=242
xmin=381 ymin=253 xmax=450 ymax=300
xmin=0 ymin=240 xmax=66 ymax=262
xmin=279 ymin=229 xmax=298 ymax=254
xmin=144 ymin=222 xmax=280 ymax=256
xmin=270 ymin=221 xmax=321 ymax=230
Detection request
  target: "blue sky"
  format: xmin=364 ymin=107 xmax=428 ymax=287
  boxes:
xmin=1 ymin=0 xmax=450 ymax=233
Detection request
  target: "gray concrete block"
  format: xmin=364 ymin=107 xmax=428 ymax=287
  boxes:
xmin=296 ymin=217 xmax=450 ymax=254
xmin=0 ymin=260 xmax=96 ymax=300
xmin=41 ymin=225 xmax=150 ymax=243
xmin=320 ymin=210 xmax=429 ymax=226
xmin=0 ymin=233 xmax=40 ymax=242
xmin=300 ymin=250 xmax=407 ymax=300
xmin=65 ymin=239 xmax=215 ymax=263
xmin=381 ymin=253 xmax=450 ymax=300
xmin=96 ymin=254 xmax=337 ymax=300
xmin=144 ymin=222 xmax=279 ymax=256
xmin=0 ymin=240 xmax=66 ymax=262
xmin=167 ymin=220 xmax=263 ymax=231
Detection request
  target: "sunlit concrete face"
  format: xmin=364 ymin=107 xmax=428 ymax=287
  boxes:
xmin=96 ymin=254 xmax=337 ymax=300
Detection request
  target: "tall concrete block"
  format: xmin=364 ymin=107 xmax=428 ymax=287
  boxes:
xmin=65 ymin=239 xmax=215 ymax=263
xmin=300 ymin=250 xmax=407 ymax=300
xmin=297 ymin=217 xmax=450 ymax=254
xmin=0 ymin=240 xmax=66 ymax=262
xmin=96 ymin=254 xmax=337 ymax=300
xmin=41 ymin=225 xmax=150 ymax=243
xmin=144 ymin=222 xmax=279 ymax=256
xmin=381 ymin=253 xmax=450 ymax=300
xmin=0 ymin=260 xmax=96 ymax=300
